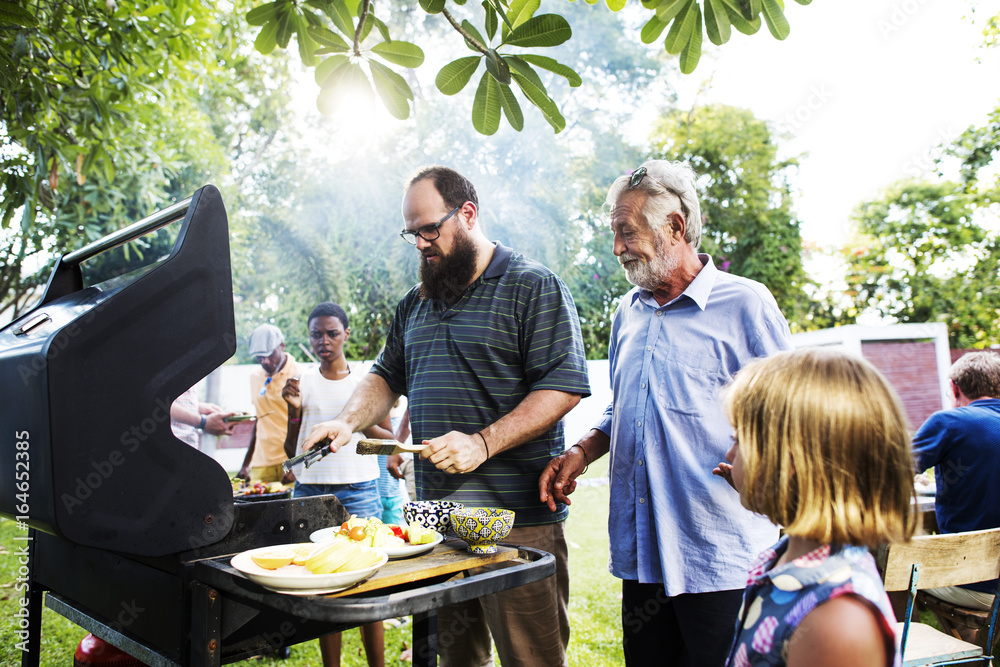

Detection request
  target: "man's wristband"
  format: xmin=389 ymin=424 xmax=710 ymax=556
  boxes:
xmin=197 ymin=415 xmax=207 ymax=431
xmin=476 ymin=432 xmax=489 ymax=458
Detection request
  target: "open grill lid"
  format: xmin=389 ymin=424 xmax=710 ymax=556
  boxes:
xmin=0 ymin=185 xmax=237 ymax=557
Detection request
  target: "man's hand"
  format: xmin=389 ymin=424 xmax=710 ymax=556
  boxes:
xmin=539 ymin=445 xmax=588 ymax=512
xmin=711 ymin=462 xmax=736 ymax=490
xmin=236 ymin=465 xmax=251 ymax=482
xmin=302 ymin=419 xmax=353 ymax=453
xmin=387 ymin=453 xmax=404 ymax=480
xmin=281 ymin=377 xmax=302 ymax=411
xmin=203 ymin=412 xmax=237 ymax=436
xmin=281 ymin=469 xmax=296 ymax=485
xmin=420 ymin=431 xmax=487 ymax=474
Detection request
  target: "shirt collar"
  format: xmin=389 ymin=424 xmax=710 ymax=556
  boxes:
xmin=629 ymin=254 xmax=717 ymax=310
xmin=748 ymin=537 xmax=858 ymax=591
xmin=482 ymin=242 xmax=512 ymax=280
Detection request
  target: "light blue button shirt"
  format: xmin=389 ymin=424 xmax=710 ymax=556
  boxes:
xmin=597 ymin=255 xmax=792 ymax=594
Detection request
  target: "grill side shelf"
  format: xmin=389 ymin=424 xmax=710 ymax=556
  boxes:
xmin=192 ymin=542 xmax=555 ymax=624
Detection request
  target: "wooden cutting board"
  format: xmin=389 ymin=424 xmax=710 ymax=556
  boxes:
xmin=324 ymin=538 xmax=519 ymax=598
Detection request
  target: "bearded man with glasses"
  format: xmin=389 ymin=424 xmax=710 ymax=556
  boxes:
xmin=303 ymin=165 xmax=591 ymax=667
xmin=540 ymin=159 xmax=793 ymax=667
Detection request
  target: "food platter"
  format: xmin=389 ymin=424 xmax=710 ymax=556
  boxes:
xmin=309 ymin=527 xmax=444 ymax=559
xmin=230 ymin=543 xmax=388 ymax=594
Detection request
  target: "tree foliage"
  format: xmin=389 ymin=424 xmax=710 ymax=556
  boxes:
xmin=0 ymin=0 xmax=294 ymax=320
xmin=646 ymin=104 xmax=812 ymax=324
xmin=846 ymin=181 xmax=999 ymax=348
xmin=246 ymin=0 xmax=813 ymax=134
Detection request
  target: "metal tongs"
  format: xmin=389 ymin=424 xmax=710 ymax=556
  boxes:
xmin=282 ymin=438 xmax=333 ymax=473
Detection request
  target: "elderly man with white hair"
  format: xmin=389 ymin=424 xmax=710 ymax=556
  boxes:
xmin=540 ymin=159 xmax=793 ymax=667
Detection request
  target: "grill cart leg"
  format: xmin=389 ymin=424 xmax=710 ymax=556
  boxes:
xmin=190 ymin=583 xmax=222 ymax=667
xmin=20 ymin=530 xmax=43 ymax=667
xmin=413 ymin=610 xmax=437 ymax=667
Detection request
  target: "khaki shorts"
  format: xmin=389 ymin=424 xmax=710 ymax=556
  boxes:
xmin=434 ymin=521 xmax=570 ymax=667
xmin=251 ymin=464 xmax=284 ymax=484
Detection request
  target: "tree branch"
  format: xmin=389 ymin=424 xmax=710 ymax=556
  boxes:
xmin=441 ymin=8 xmax=490 ymax=58
xmin=354 ymin=0 xmax=371 ymax=57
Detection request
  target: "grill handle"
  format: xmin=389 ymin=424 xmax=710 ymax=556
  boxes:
xmin=35 ymin=196 xmax=194 ymax=308
xmin=64 ymin=197 xmax=192 ymax=265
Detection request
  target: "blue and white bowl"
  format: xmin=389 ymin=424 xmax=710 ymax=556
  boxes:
xmin=403 ymin=500 xmax=464 ymax=534
xmin=450 ymin=507 xmax=515 ymax=554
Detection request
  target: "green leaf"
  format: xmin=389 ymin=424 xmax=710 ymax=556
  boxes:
xmin=486 ymin=0 xmax=515 ymax=31
xmin=506 ymin=56 xmax=565 ymax=132
xmin=369 ymin=60 xmax=413 ymax=119
xmin=246 ymin=1 xmax=281 ymax=26
xmin=504 ymin=0 xmax=540 ymax=38
xmin=276 ymin=9 xmax=294 ymax=48
xmin=359 ymin=13 xmax=374 ymax=41
xmin=419 ymin=0 xmax=446 ymax=15
xmin=656 ymin=0 xmax=691 ymax=23
xmin=315 ymin=53 xmax=351 ymax=87
xmin=704 ymin=0 xmax=731 ymax=45
xmin=498 ymin=82 xmax=524 ymax=131
xmin=605 ymin=0 xmax=626 ymax=10
xmin=435 ymin=56 xmax=481 ymax=95
xmin=518 ymin=54 xmax=581 ymax=86
xmin=472 ymin=72 xmax=502 ymax=135
xmin=678 ymin=4 xmax=702 ymax=73
xmin=504 ymin=14 xmax=571 ymax=48
xmin=461 ymin=20 xmax=488 ymax=51
xmin=738 ymin=0 xmax=754 ymax=20
xmin=343 ymin=0 xmax=360 ymax=17
xmin=372 ymin=16 xmax=392 ymax=42
xmin=371 ymin=41 xmax=425 ymax=68
xmin=641 ymin=15 xmax=668 ymax=44
xmin=721 ymin=0 xmax=761 ymax=33
xmin=253 ymin=17 xmax=280 ymax=54
xmin=761 ymin=0 xmax=790 ymax=39
xmin=483 ymin=1 xmax=498 ymax=41
xmin=663 ymin=0 xmax=698 ymax=54
xmin=322 ymin=0 xmax=355 ymax=38
xmin=294 ymin=11 xmax=320 ymax=66
xmin=0 ymin=1 xmax=38 ymax=26
xmin=309 ymin=25 xmax=350 ymax=51
xmin=484 ymin=48 xmax=511 ymax=84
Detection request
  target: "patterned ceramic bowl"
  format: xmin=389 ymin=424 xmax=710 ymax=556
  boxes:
xmin=403 ymin=500 xmax=464 ymax=534
xmin=450 ymin=507 xmax=515 ymax=554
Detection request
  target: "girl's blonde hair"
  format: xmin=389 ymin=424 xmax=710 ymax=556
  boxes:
xmin=725 ymin=348 xmax=916 ymax=547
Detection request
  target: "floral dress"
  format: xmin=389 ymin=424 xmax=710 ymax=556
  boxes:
xmin=726 ymin=536 xmax=900 ymax=667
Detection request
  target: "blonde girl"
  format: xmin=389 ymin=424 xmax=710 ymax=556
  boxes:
xmin=715 ymin=348 xmax=915 ymax=667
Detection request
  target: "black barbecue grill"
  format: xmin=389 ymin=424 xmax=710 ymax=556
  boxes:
xmin=0 ymin=186 xmax=554 ymax=666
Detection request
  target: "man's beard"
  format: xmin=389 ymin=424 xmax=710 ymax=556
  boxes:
xmin=620 ymin=232 xmax=677 ymax=291
xmin=419 ymin=229 xmax=479 ymax=304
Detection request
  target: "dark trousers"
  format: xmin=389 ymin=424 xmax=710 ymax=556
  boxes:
xmin=622 ymin=580 xmax=744 ymax=667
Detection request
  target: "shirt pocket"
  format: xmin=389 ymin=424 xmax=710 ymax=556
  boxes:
xmin=656 ymin=350 xmax=726 ymax=416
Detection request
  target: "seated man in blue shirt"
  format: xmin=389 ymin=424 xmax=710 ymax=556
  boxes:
xmin=913 ymin=351 xmax=1000 ymax=613
xmin=540 ymin=160 xmax=792 ymax=667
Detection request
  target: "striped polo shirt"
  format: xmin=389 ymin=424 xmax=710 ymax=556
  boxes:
xmin=371 ymin=242 xmax=591 ymax=525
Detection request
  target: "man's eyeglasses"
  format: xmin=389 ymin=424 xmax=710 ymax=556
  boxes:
xmin=399 ymin=206 xmax=461 ymax=245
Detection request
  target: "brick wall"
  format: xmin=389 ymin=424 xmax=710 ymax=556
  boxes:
xmin=861 ymin=341 xmax=942 ymax=431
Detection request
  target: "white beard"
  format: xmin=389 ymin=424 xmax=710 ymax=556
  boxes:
xmin=619 ymin=232 xmax=677 ymax=291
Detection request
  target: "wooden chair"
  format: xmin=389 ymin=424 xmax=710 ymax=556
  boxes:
xmin=877 ymin=528 xmax=1000 ymax=666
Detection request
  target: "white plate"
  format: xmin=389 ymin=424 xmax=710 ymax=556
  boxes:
xmin=915 ymin=481 xmax=937 ymax=496
xmin=380 ymin=531 xmax=443 ymax=558
xmin=231 ymin=544 xmax=387 ymax=593
xmin=259 ymin=584 xmax=352 ymax=596
xmin=309 ymin=527 xmax=443 ymax=559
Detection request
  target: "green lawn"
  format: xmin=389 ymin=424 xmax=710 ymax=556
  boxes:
xmin=0 ymin=459 xmax=624 ymax=666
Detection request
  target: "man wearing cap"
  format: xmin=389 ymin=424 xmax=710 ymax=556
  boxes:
xmin=238 ymin=324 xmax=300 ymax=483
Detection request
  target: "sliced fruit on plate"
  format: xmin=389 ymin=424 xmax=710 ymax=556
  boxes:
xmin=251 ymin=546 xmax=297 ymax=570
xmin=292 ymin=543 xmax=319 ymax=565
